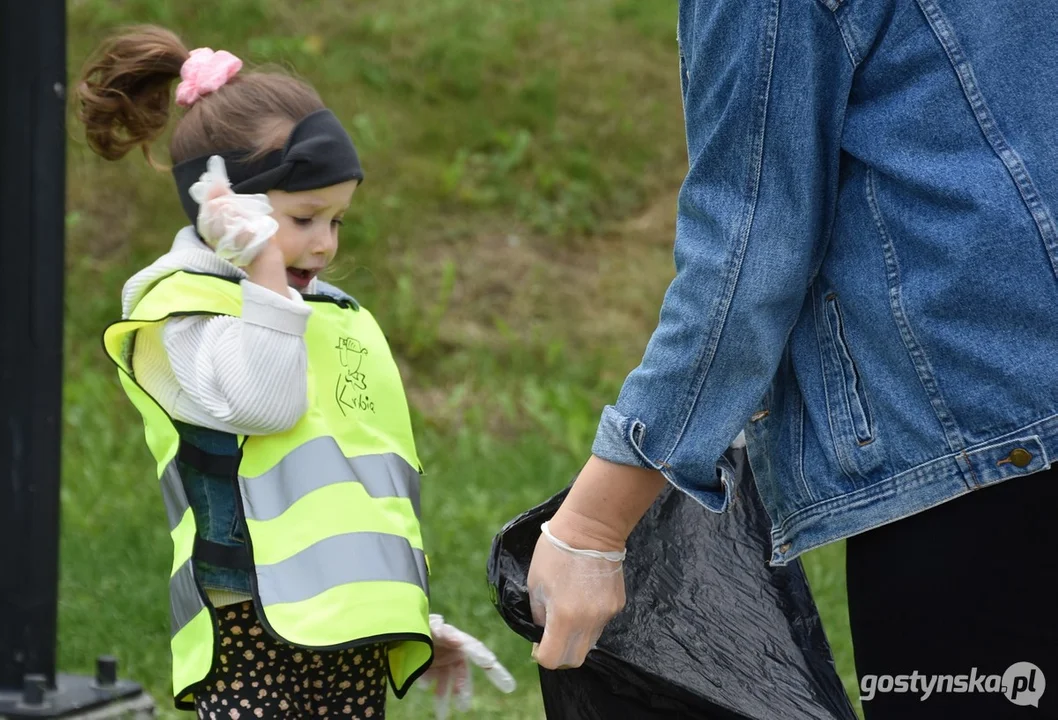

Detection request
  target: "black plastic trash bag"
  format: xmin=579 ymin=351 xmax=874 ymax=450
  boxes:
xmin=487 ymin=443 xmax=859 ymax=720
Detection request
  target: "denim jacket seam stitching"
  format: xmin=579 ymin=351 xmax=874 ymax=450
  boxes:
xmin=864 ymin=167 xmax=965 ymax=453
xmin=915 ymin=0 xmax=1058 ymax=279
xmin=971 ymin=413 xmax=1058 ymax=450
xmin=796 ymin=391 xmax=814 ymax=502
xmin=960 ymin=450 xmax=982 ymax=488
xmin=832 ymin=5 xmax=863 ymax=68
xmin=777 ymin=416 xmax=1058 ymax=536
xmin=964 ymin=434 xmax=1046 ymax=460
xmin=660 ymin=0 xmax=782 ymax=467
xmin=777 ymin=491 xmax=962 ymax=556
xmin=1037 ymin=441 xmax=1052 ymax=470
xmin=813 ymin=0 xmax=842 ymax=14
xmin=775 ymin=454 xmax=962 ymax=537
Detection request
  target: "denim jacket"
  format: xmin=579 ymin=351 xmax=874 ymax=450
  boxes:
xmin=592 ymin=0 xmax=1058 ymax=565
xmin=174 ymin=279 xmax=359 ymax=594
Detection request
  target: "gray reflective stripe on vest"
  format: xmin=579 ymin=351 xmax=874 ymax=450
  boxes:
xmin=255 ymin=532 xmax=428 ymax=607
xmin=161 ymin=460 xmax=208 ymax=638
xmin=162 ymin=462 xmax=188 ymax=531
xmin=241 ymin=439 xmax=421 ymax=521
xmin=170 ymin=558 xmax=205 ymax=636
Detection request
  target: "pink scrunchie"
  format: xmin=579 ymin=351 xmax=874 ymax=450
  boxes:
xmin=175 ymin=48 xmax=243 ymax=107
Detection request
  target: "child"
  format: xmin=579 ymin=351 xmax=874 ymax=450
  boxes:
xmin=77 ymin=25 xmax=513 ymax=719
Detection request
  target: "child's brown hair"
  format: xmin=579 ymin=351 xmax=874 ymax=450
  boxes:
xmin=76 ymin=25 xmax=324 ymax=168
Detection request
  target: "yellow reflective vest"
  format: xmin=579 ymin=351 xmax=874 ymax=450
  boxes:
xmin=103 ymin=271 xmax=432 ymax=709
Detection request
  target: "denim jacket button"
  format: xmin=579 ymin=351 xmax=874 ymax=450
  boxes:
xmin=998 ymin=448 xmax=1033 ymax=468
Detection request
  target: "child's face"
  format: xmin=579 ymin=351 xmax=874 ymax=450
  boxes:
xmin=267 ymin=180 xmax=358 ymax=291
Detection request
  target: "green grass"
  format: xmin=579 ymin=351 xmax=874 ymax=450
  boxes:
xmin=59 ymin=1 xmax=861 ymax=717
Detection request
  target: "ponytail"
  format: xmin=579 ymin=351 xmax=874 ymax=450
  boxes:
xmin=75 ymin=25 xmax=189 ymax=166
xmin=75 ymin=25 xmax=325 ymax=172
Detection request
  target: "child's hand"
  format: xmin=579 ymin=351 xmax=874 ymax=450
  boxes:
xmin=188 ymin=155 xmax=278 ymax=267
xmin=419 ymin=614 xmax=516 ymax=718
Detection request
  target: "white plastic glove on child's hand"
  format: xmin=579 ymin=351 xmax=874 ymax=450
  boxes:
xmin=187 ymin=155 xmax=278 ymax=267
xmin=419 ymin=614 xmax=516 ymax=719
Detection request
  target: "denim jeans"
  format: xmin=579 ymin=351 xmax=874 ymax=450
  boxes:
xmin=174 ymin=420 xmax=251 ymax=595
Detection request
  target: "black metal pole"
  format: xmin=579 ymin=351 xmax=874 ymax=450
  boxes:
xmin=0 ymin=0 xmax=68 ymax=693
xmin=0 ymin=3 xmax=152 ymax=716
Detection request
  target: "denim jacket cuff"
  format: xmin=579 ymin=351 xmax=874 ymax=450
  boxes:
xmin=590 ymin=405 xmax=661 ymax=471
xmin=591 ymin=404 xmax=735 ymax=514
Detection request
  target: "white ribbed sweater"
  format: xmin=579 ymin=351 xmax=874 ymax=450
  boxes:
xmin=123 ymin=228 xmax=318 ymax=606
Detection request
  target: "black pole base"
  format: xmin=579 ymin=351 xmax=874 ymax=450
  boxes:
xmin=0 ymin=658 xmax=156 ymax=719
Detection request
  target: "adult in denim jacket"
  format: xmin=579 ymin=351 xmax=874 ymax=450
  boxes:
xmin=527 ymin=2 xmax=1058 ymax=717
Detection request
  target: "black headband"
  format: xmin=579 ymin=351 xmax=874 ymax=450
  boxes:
xmin=172 ymin=108 xmax=364 ymax=226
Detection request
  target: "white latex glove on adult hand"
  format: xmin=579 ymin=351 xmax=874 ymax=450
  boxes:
xmin=188 ymin=155 xmax=278 ymax=267
xmin=420 ymin=614 xmax=516 ymax=719
xmin=527 ymin=520 xmax=626 ymax=670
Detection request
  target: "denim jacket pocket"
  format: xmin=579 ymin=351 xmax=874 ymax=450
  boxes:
xmin=823 ymin=293 xmax=874 ymax=446
xmin=817 ymin=290 xmax=885 ymax=483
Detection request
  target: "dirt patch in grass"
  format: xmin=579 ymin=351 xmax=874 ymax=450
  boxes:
xmin=404 ymin=187 xmax=681 ymax=426
xmin=422 ymin=188 xmax=677 ymax=353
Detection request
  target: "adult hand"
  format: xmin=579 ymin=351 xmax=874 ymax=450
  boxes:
xmin=527 ymin=521 xmax=626 ymax=670
xmin=526 ymin=454 xmax=668 ymax=670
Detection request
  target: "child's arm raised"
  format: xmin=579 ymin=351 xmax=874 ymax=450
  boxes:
xmin=141 ymin=158 xmax=310 ymax=435
xmin=151 ymin=273 xmax=312 ymax=436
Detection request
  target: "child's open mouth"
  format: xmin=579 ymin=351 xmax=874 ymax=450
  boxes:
xmin=286 ymin=267 xmax=318 ymax=290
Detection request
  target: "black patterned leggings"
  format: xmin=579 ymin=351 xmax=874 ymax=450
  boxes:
xmin=195 ymin=601 xmax=388 ymax=719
